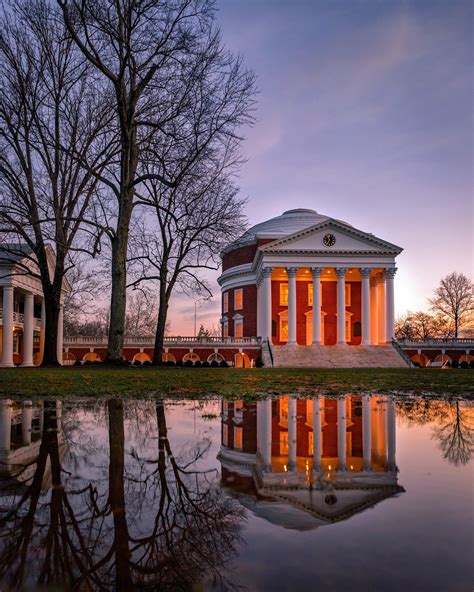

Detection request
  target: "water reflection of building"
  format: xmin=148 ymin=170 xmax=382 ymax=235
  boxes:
xmin=0 ymin=399 xmax=66 ymax=490
xmin=218 ymin=395 xmax=404 ymax=529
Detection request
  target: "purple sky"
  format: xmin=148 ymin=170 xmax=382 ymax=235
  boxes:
xmin=169 ymin=0 xmax=473 ymax=335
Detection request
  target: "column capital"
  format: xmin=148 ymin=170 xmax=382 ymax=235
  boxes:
xmin=261 ymin=267 xmax=273 ymax=278
xmin=336 ymin=267 xmax=347 ymax=278
xmin=384 ymin=268 xmax=397 ymax=279
xmin=361 ymin=267 xmax=372 ymax=278
xmin=311 ymin=266 xmax=323 ymax=278
xmin=286 ymin=267 xmax=298 ymax=278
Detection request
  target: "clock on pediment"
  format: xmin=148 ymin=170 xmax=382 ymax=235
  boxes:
xmin=322 ymin=233 xmax=336 ymax=247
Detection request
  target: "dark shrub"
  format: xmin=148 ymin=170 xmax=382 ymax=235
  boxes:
xmin=460 ymin=361 xmax=469 ymax=369
xmin=74 ymin=360 xmax=82 ymax=366
xmin=255 ymin=357 xmax=264 ymax=368
xmin=143 ymin=360 xmax=152 ymax=366
xmin=470 ymin=360 xmax=474 ymax=369
xmin=210 ymin=360 xmax=220 ymax=368
xmin=413 ymin=362 xmax=420 ymax=368
xmin=176 ymin=359 xmax=184 ymax=367
xmin=194 ymin=360 xmax=202 ymax=367
xmin=220 ymin=360 xmax=229 ymax=368
xmin=184 ymin=360 xmax=193 ymax=367
xmin=165 ymin=360 xmax=175 ymax=367
xmin=201 ymin=361 xmax=210 ymax=368
xmin=452 ymin=360 xmax=459 ymax=368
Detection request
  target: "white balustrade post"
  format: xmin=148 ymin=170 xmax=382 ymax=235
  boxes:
xmin=336 ymin=268 xmax=347 ymax=344
xmin=21 ymin=293 xmax=35 ymax=367
xmin=362 ymin=395 xmax=372 ymax=470
xmin=257 ymin=399 xmax=272 ymax=471
xmin=288 ymin=397 xmax=297 ymax=470
xmin=312 ymin=397 xmax=323 ymax=471
xmin=385 ymin=268 xmax=397 ymax=343
xmin=287 ymin=267 xmax=298 ymax=345
xmin=22 ymin=401 xmax=33 ymax=445
xmin=387 ymin=398 xmax=397 ymax=471
xmin=311 ymin=267 xmax=323 ymax=345
xmin=57 ymin=303 xmax=64 ymax=365
xmin=378 ymin=274 xmax=386 ymax=345
xmin=361 ymin=268 xmax=372 ymax=345
xmin=370 ymin=277 xmax=379 ymax=345
xmin=1 ymin=286 xmax=14 ymax=367
xmin=337 ymin=398 xmax=347 ymax=471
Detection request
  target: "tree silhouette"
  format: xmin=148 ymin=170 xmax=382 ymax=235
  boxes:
xmin=432 ymin=402 xmax=474 ymax=467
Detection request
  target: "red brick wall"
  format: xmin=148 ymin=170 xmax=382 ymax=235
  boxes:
xmin=223 ymin=284 xmax=257 ymax=337
xmin=222 ymin=244 xmax=258 ymax=271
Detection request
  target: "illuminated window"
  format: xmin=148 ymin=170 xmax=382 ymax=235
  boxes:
xmin=223 ymin=292 xmax=229 ymax=313
xmin=345 ymin=284 xmax=351 ymax=306
xmin=222 ymin=318 xmax=229 ymax=337
xmin=234 ymin=427 xmax=243 ymax=450
xmin=308 ymin=284 xmax=323 ymax=306
xmin=234 ymin=288 xmax=243 ymax=310
xmin=234 ymin=318 xmax=243 ymax=338
xmin=234 ymin=400 xmax=243 ymax=420
xmin=309 ymin=431 xmax=314 ymax=455
xmin=223 ymin=424 xmax=229 ymax=446
xmin=280 ymin=430 xmax=289 ymax=455
xmin=280 ymin=283 xmax=288 ymax=305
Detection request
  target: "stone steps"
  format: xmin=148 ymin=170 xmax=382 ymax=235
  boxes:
xmin=267 ymin=343 xmax=409 ymax=368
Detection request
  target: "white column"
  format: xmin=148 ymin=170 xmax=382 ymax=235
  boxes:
xmin=262 ymin=268 xmax=273 ymax=342
xmin=21 ymin=293 xmax=35 ymax=367
xmin=361 ymin=268 xmax=372 ymax=345
xmin=387 ymin=398 xmax=396 ymax=471
xmin=336 ymin=268 xmax=347 ymax=344
xmin=256 ymin=281 xmax=262 ymax=337
xmin=287 ymin=267 xmax=298 ymax=345
xmin=385 ymin=268 xmax=396 ymax=343
xmin=257 ymin=399 xmax=272 ymax=471
xmin=312 ymin=396 xmax=323 ymax=471
xmin=337 ymin=398 xmax=347 ymax=471
xmin=39 ymin=298 xmax=46 ymax=364
xmin=0 ymin=400 xmax=12 ymax=456
xmin=378 ymin=274 xmax=386 ymax=345
xmin=56 ymin=303 xmax=64 ymax=365
xmin=1 ymin=286 xmax=14 ymax=367
xmin=370 ymin=277 xmax=379 ymax=345
xmin=362 ymin=395 xmax=372 ymax=470
xmin=22 ymin=401 xmax=33 ymax=445
xmin=311 ymin=267 xmax=323 ymax=345
xmin=288 ymin=397 xmax=297 ymax=470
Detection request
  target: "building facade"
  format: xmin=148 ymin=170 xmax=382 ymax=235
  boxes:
xmin=218 ymin=209 xmax=402 ymax=347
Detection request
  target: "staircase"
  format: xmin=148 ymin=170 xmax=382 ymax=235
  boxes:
xmin=268 ymin=343 xmax=410 ymax=368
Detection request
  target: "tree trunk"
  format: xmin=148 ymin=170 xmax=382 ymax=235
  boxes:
xmin=152 ymin=282 xmax=169 ymax=366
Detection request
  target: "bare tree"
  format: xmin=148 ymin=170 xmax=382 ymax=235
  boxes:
xmin=130 ymin=172 xmax=246 ymax=364
xmin=57 ymin=0 xmax=256 ymax=364
xmin=429 ymin=272 xmax=473 ymax=338
xmin=0 ymin=1 xmax=112 ymax=365
xmin=395 ymin=311 xmax=454 ymax=340
xmin=124 ymin=289 xmax=158 ymax=336
xmin=432 ymin=402 xmax=474 ymax=466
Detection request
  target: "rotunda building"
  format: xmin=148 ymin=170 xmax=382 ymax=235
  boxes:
xmin=217 ymin=208 xmax=403 ymax=351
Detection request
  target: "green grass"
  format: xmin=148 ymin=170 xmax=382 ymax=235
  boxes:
xmin=0 ymin=366 xmax=472 ymax=399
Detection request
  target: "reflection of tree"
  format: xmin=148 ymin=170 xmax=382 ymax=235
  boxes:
xmin=0 ymin=399 xmax=243 ymax=590
xmin=433 ymin=402 xmax=474 ymax=467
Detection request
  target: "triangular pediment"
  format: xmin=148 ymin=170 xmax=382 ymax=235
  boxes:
xmin=259 ymin=219 xmax=402 ymax=255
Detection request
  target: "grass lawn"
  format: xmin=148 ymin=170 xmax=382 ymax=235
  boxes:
xmin=0 ymin=366 xmax=472 ymax=399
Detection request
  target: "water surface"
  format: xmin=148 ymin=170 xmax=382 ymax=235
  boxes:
xmin=0 ymin=395 xmax=472 ymax=591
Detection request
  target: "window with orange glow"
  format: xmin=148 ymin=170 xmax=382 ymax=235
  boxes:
xmin=280 ymin=283 xmax=288 ymax=305
xmin=345 ymin=284 xmax=351 ymax=306
xmin=223 ymin=424 xmax=229 ymax=446
xmin=308 ymin=431 xmax=314 ymax=456
xmin=279 ymin=430 xmax=289 ymax=455
xmin=223 ymin=292 xmax=229 ymax=313
xmin=234 ymin=288 xmax=243 ymax=310
xmin=222 ymin=320 xmax=229 ymax=337
xmin=234 ymin=427 xmax=243 ymax=450
xmin=234 ymin=319 xmax=243 ymax=338
xmin=308 ymin=284 xmax=323 ymax=306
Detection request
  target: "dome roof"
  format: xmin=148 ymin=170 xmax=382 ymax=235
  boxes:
xmin=228 ymin=209 xmax=331 ymax=250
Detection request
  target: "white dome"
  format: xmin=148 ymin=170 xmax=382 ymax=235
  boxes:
xmin=230 ymin=209 xmax=329 ymax=249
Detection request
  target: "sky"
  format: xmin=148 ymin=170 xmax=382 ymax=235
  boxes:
xmin=169 ymin=0 xmax=473 ymax=335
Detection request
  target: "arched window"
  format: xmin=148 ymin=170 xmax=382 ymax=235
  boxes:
xmin=183 ymin=352 xmax=201 ymax=365
xmin=208 ymin=353 xmax=225 ymax=363
xmin=162 ymin=352 xmax=176 ymax=364
xmin=133 ymin=352 xmax=151 ymax=364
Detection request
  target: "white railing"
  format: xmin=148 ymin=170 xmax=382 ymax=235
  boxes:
xmin=0 ymin=308 xmax=41 ymax=328
xmin=64 ymin=335 xmax=261 ymax=347
xmin=397 ymin=338 xmax=474 ymax=347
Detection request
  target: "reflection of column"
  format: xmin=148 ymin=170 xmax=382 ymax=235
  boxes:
xmin=312 ymin=267 xmax=323 ymax=345
xmin=378 ymin=275 xmax=386 ymax=345
xmin=22 ymin=401 xmax=33 ymax=445
xmin=387 ymin=398 xmax=396 ymax=471
xmin=257 ymin=399 xmax=272 ymax=471
xmin=337 ymin=398 xmax=346 ymax=471
xmin=362 ymin=395 xmax=372 ymax=470
xmin=21 ymin=293 xmax=35 ymax=367
xmin=1 ymin=286 xmax=14 ymax=367
xmin=336 ymin=268 xmax=347 ymax=344
xmin=288 ymin=397 xmax=297 ymax=470
xmin=378 ymin=398 xmax=387 ymax=466
xmin=312 ymin=397 xmax=322 ymax=470
xmin=57 ymin=304 xmax=64 ymax=365
xmin=39 ymin=406 xmax=44 ymax=435
xmin=0 ymin=400 xmax=12 ymax=454
xmin=361 ymin=269 xmax=371 ymax=345
xmin=370 ymin=277 xmax=379 ymax=345
xmin=262 ymin=268 xmax=273 ymax=342
xmin=385 ymin=269 xmax=396 ymax=343
xmin=287 ymin=268 xmax=298 ymax=345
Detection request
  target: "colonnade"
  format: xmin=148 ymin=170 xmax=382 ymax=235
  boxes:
xmin=256 ymin=396 xmax=397 ymax=473
xmin=257 ymin=266 xmax=396 ymax=345
xmin=0 ymin=285 xmax=64 ymax=367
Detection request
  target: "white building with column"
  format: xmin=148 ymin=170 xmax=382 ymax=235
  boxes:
xmin=0 ymin=245 xmax=69 ymax=367
xmin=218 ymin=208 xmax=407 ymax=367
